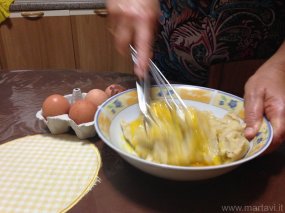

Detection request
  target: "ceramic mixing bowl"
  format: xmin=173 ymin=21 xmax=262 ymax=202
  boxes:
xmin=94 ymin=85 xmax=272 ymax=181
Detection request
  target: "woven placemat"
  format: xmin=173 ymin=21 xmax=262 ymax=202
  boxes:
xmin=0 ymin=134 xmax=101 ymax=213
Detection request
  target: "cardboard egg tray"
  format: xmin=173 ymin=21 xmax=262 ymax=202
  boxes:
xmin=36 ymin=89 xmax=96 ymax=139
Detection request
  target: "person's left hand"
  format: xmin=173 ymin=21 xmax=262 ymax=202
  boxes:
xmin=244 ymin=43 xmax=285 ymax=152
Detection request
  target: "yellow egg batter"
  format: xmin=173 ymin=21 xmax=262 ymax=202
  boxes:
xmin=121 ymin=101 xmax=250 ymax=166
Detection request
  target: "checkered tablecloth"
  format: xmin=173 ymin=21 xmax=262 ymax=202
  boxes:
xmin=0 ymin=134 xmax=101 ymax=213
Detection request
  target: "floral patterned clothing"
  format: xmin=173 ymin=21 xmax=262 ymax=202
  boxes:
xmin=154 ymin=0 xmax=285 ymax=85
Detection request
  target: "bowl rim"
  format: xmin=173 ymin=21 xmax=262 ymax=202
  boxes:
xmin=95 ymin=84 xmax=273 ymax=171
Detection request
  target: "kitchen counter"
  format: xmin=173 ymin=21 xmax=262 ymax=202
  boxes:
xmin=10 ymin=0 xmax=106 ymax=12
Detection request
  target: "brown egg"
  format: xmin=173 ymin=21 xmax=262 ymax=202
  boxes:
xmin=42 ymin=94 xmax=70 ymax=118
xmin=85 ymin=89 xmax=108 ymax=107
xmin=105 ymin=84 xmax=126 ymax=97
xmin=69 ymin=100 xmax=97 ymax=125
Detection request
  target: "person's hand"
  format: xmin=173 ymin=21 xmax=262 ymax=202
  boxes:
xmin=244 ymin=41 xmax=285 ymax=153
xmin=106 ymin=0 xmax=160 ymax=78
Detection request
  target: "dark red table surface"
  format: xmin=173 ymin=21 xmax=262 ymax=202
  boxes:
xmin=0 ymin=70 xmax=284 ymax=213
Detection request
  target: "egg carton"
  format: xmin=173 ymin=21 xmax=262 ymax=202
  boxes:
xmin=36 ymin=88 xmax=96 ymax=139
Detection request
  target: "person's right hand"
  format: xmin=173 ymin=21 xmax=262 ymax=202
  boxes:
xmin=106 ymin=0 xmax=160 ymax=78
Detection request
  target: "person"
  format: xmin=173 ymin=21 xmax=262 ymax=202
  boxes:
xmin=106 ymin=0 xmax=285 ymax=152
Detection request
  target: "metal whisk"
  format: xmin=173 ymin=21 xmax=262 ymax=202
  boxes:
xmin=130 ymin=45 xmax=188 ymax=123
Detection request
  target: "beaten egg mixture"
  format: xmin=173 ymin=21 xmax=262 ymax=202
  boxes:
xmin=121 ymin=101 xmax=250 ymax=166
